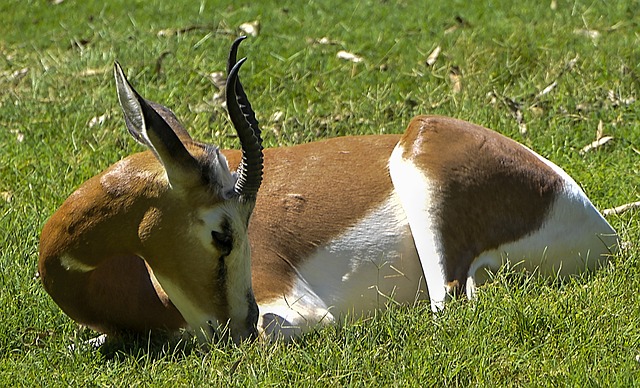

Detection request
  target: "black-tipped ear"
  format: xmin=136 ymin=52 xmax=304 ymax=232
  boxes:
xmin=114 ymin=62 xmax=199 ymax=187
xmin=114 ymin=62 xmax=147 ymax=145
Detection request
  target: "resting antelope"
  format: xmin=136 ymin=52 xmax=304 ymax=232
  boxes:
xmin=39 ymin=37 xmax=618 ymax=344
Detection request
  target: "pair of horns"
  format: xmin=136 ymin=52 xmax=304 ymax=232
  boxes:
xmin=114 ymin=36 xmax=263 ymax=200
xmin=226 ymin=36 xmax=263 ymax=200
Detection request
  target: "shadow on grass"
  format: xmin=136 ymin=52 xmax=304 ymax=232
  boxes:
xmin=71 ymin=329 xmax=199 ymax=361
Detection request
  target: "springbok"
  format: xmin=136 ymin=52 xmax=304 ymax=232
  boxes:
xmin=39 ymin=37 xmax=618 ymax=344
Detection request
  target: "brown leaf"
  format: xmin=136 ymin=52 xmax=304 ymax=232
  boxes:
xmin=1 ymin=68 xmax=28 ymax=83
xmin=537 ymin=80 xmax=557 ymax=97
xmin=271 ymin=111 xmax=285 ymax=123
xmin=155 ymin=51 xmax=171 ymax=75
xmin=88 ymin=114 xmax=108 ymax=128
xmin=1 ymin=191 xmax=13 ymax=203
xmin=607 ymin=90 xmax=635 ymax=107
xmin=209 ymin=71 xmax=226 ymax=90
xmin=239 ymin=21 xmax=260 ymax=37
xmin=445 ymin=15 xmax=471 ymax=34
xmin=425 ymin=46 xmax=441 ymax=66
xmin=580 ymin=136 xmax=613 ymax=154
xmin=574 ymin=29 xmax=600 ymax=39
xmin=337 ymin=50 xmax=363 ymax=63
xmin=603 ymin=201 xmax=640 ymax=216
xmin=10 ymin=129 xmax=24 ymax=143
xmin=596 ymin=120 xmax=604 ymax=140
xmin=448 ymin=66 xmax=462 ymax=94
xmin=308 ymin=37 xmax=341 ymax=46
xmin=156 ymin=25 xmax=221 ymax=37
xmin=580 ymin=120 xmax=614 ymax=154
xmin=500 ymin=94 xmax=526 ymax=134
xmin=77 ymin=67 xmax=108 ymax=77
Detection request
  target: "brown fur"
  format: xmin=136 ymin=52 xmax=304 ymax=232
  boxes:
xmin=39 ymin=143 xmax=232 ymax=334
xmin=221 ymin=135 xmax=401 ymax=302
xmin=39 ymin=153 xmax=185 ymax=333
xmin=398 ymin=115 xmax=564 ymax=291
xmin=39 ymin=113 xmax=567 ymax=336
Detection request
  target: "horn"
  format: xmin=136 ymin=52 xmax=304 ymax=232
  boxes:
xmin=225 ymin=42 xmax=263 ymax=199
xmin=227 ymin=36 xmax=261 ymax=141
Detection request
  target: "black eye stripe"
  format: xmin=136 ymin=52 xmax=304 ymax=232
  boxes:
xmin=212 ymin=230 xmax=232 ymax=246
xmin=211 ymin=218 xmax=233 ymax=256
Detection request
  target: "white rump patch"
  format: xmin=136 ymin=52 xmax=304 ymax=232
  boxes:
xmin=464 ymin=145 xmax=618 ymax=297
xmin=388 ymin=144 xmax=447 ymax=311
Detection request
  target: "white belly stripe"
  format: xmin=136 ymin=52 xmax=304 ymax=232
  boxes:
xmin=257 ymin=193 xmax=426 ymax=338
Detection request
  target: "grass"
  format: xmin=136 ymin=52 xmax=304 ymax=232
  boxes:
xmin=1 ymin=0 xmax=640 ymax=385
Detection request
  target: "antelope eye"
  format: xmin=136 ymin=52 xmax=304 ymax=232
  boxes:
xmin=211 ymin=229 xmax=233 ymax=256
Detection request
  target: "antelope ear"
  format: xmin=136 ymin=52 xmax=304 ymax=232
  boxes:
xmin=113 ymin=61 xmax=200 ymax=187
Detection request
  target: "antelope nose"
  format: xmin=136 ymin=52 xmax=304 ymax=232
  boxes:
xmin=232 ymin=324 xmax=259 ymax=344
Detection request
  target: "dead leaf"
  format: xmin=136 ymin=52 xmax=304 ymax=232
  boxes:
xmin=1 ymin=191 xmax=12 ymax=203
xmin=574 ymin=29 xmax=600 ymax=39
xmin=77 ymin=67 xmax=108 ymax=77
xmin=155 ymin=51 xmax=171 ymax=75
xmin=1 ymin=67 xmax=29 ymax=83
xmin=445 ymin=15 xmax=470 ymax=34
xmin=575 ymin=103 xmax=590 ymax=112
xmin=537 ymin=80 xmax=557 ymax=97
xmin=271 ymin=111 xmax=285 ymax=123
xmin=88 ymin=114 xmax=107 ymax=128
xmin=10 ymin=129 xmax=24 ymax=143
xmin=566 ymin=56 xmax=579 ymax=71
xmin=516 ymin=111 xmax=527 ymax=134
xmin=157 ymin=28 xmax=176 ymax=37
xmin=580 ymin=136 xmax=613 ymax=154
xmin=239 ymin=21 xmax=260 ymax=37
xmin=69 ymin=38 xmax=92 ymax=50
xmin=500 ymin=94 xmax=527 ymax=134
xmin=209 ymin=71 xmax=226 ymax=90
xmin=550 ymin=0 xmax=557 ymax=10
xmin=425 ymin=46 xmax=441 ymax=66
xmin=603 ymin=201 xmax=640 ymax=216
xmin=156 ymin=25 xmax=220 ymax=37
xmin=448 ymin=66 xmax=462 ymax=94
xmin=337 ymin=50 xmax=363 ymax=63
xmin=530 ymin=104 xmax=544 ymax=117
xmin=596 ymin=120 xmax=604 ymax=140
xmin=308 ymin=37 xmax=341 ymax=46
xmin=607 ymin=90 xmax=635 ymax=107
xmin=580 ymin=120 xmax=614 ymax=154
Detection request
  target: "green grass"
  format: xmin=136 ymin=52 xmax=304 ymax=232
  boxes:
xmin=2 ymin=0 xmax=640 ymax=385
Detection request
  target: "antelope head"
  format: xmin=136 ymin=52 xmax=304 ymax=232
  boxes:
xmin=113 ymin=37 xmax=263 ymax=342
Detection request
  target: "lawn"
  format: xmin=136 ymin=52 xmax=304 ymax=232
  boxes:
xmin=1 ymin=0 xmax=639 ymax=385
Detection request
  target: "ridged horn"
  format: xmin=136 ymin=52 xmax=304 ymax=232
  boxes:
xmin=225 ymin=39 xmax=263 ymax=199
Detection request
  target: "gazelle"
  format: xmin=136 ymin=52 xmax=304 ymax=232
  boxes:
xmin=39 ymin=37 xmax=618 ymax=344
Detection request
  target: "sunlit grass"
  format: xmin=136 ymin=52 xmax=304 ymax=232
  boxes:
xmin=1 ymin=0 xmax=639 ymax=385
